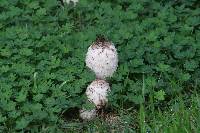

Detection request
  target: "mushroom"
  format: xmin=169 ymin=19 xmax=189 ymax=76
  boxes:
xmin=86 ymin=37 xmax=118 ymax=79
xmin=63 ymin=0 xmax=79 ymax=5
xmin=79 ymin=108 xmax=96 ymax=121
xmin=86 ymin=79 xmax=110 ymax=109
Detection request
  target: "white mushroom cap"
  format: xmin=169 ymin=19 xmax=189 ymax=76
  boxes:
xmin=86 ymin=37 xmax=118 ymax=79
xmin=79 ymin=108 xmax=96 ymax=120
xmin=63 ymin=0 xmax=79 ymax=5
xmin=86 ymin=79 xmax=110 ymax=109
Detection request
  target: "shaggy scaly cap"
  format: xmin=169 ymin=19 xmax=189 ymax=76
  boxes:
xmin=79 ymin=108 xmax=96 ymax=120
xmin=86 ymin=79 xmax=110 ymax=109
xmin=86 ymin=37 xmax=118 ymax=79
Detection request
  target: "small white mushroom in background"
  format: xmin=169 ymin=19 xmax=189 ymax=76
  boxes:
xmin=86 ymin=79 xmax=110 ymax=109
xmin=86 ymin=37 xmax=118 ymax=79
xmin=63 ymin=0 xmax=79 ymax=5
xmin=79 ymin=108 xmax=96 ymax=120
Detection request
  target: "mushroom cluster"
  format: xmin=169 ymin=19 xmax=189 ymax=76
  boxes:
xmin=80 ymin=36 xmax=118 ymax=120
